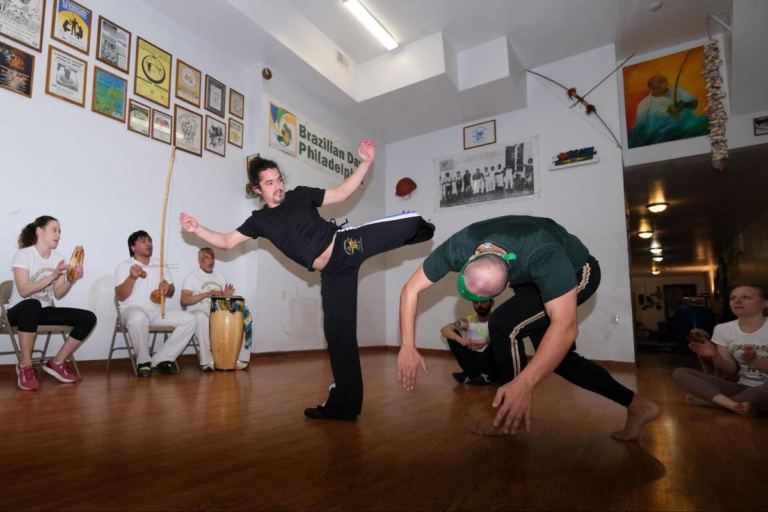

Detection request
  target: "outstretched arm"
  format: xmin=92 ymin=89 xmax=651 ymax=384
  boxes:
xmin=397 ymin=265 xmax=436 ymax=390
xmin=180 ymin=212 xmax=250 ymax=250
xmin=322 ymin=140 xmax=375 ymax=206
xmin=491 ymin=288 xmax=579 ymax=435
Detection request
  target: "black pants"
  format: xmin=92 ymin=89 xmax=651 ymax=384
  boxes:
xmin=320 ymin=212 xmax=434 ymax=415
xmin=447 ymin=337 xmax=495 ymax=378
xmin=7 ymin=299 xmax=97 ymax=342
xmin=488 ymin=256 xmax=635 ymax=407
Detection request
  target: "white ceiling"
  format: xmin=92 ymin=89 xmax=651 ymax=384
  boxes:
xmin=140 ymin=0 xmax=747 ymax=144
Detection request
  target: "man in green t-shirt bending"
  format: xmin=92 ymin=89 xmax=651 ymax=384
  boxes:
xmin=397 ymin=216 xmax=659 ymax=441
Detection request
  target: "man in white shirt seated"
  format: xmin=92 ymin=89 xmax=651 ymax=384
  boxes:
xmin=181 ymin=247 xmax=251 ymax=371
xmin=115 ymin=230 xmax=196 ymax=377
xmin=440 ymin=299 xmax=496 ymax=385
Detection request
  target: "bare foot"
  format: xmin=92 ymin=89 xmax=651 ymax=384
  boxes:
xmin=684 ymin=394 xmax=718 ymax=408
xmin=470 ymin=422 xmax=505 ymax=437
xmin=732 ymin=402 xmax=757 ymax=418
xmin=610 ymin=394 xmax=660 ymax=441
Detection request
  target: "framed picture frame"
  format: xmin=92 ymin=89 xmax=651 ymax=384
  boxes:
xmin=151 ymin=109 xmax=173 ymax=145
xmin=95 ymin=16 xmax=131 ymax=74
xmin=228 ymin=118 xmax=244 ymax=148
xmin=45 ymin=45 xmax=87 ymax=107
xmin=0 ymin=0 xmax=46 ymax=52
xmin=134 ymin=37 xmax=172 ymax=108
xmin=463 ymin=119 xmax=496 ymax=150
xmin=204 ymin=75 xmax=226 ymax=118
xmin=174 ymin=104 xmax=202 ymax=157
xmin=127 ymin=99 xmax=151 ymax=137
xmin=754 ymin=115 xmax=768 ymax=137
xmin=91 ymin=66 xmax=126 ymax=122
xmin=229 ymin=88 xmax=244 ymax=119
xmin=50 ymin=0 xmax=92 ymax=55
xmin=0 ymin=41 xmax=35 ymax=98
xmin=205 ymin=115 xmax=226 ymax=157
xmin=175 ymin=59 xmax=201 ymax=107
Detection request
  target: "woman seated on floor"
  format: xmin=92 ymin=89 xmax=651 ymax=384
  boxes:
xmin=672 ymin=285 xmax=768 ymax=417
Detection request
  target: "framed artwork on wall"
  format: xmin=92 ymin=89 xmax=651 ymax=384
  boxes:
xmin=463 ymin=119 xmax=496 ymax=150
xmin=228 ymin=118 xmax=243 ymax=148
xmin=205 ymin=115 xmax=226 ymax=157
xmin=754 ymin=116 xmax=768 ymax=137
xmin=152 ymin=109 xmax=173 ymax=144
xmin=229 ymin=88 xmax=244 ymax=119
xmin=0 ymin=0 xmax=46 ymax=52
xmin=0 ymin=41 xmax=35 ymax=98
xmin=95 ymin=16 xmax=131 ymax=74
xmin=174 ymin=103 xmax=202 ymax=157
xmin=134 ymin=37 xmax=172 ymax=108
xmin=204 ymin=75 xmax=226 ymax=118
xmin=127 ymin=99 xmax=151 ymax=137
xmin=175 ymin=59 xmax=201 ymax=107
xmin=91 ymin=66 xmax=127 ymax=122
xmin=50 ymin=0 xmax=92 ymax=55
xmin=45 ymin=45 xmax=87 ymax=107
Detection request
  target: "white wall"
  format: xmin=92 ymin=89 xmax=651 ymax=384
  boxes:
xmin=247 ymin=67 xmax=385 ymax=352
xmin=383 ymin=44 xmax=636 ymax=363
xmin=0 ymin=0 xmax=251 ymax=363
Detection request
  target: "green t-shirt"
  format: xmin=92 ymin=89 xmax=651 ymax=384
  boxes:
xmin=422 ymin=216 xmax=590 ymax=303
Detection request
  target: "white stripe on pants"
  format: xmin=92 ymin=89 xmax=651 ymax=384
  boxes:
xmin=191 ymin=309 xmax=250 ymax=367
xmin=121 ymin=307 xmax=196 ymax=365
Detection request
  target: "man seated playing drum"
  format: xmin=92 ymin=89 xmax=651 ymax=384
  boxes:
xmin=115 ymin=230 xmax=196 ymax=377
xmin=181 ymin=247 xmax=252 ymax=371
xmin=180 ymin=139 xmax=434 ymax=421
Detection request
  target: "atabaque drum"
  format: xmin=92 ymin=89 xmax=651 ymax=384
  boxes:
xmin=210 ymin=295 xmax=245 ymax=370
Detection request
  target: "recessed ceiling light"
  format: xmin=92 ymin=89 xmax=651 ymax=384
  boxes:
xmin=650 ymin=247 xmax=663 ymax=255
xmin=343 ymin=0 xmax=398 ymax=51
xmin=649 ymin=2 xmax=663 ymax=12
xmin=652 ymin=268 xmax=661 ymax=275
xmin=653 ymin=256 xmax=664 ymax=262
xmin=647 ymin=202 xmax=669 ymax=213
xmin=638 ymin=231 xmax=654 ymax=239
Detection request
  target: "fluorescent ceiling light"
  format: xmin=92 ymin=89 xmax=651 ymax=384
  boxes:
xmin=650 ymin=247 xmax=663 ymax=255
xmin=343 ymin=0 xmax=398 ymax=51
xmin=638 ymin=231 xmax=653 ymax=239
xmin=646 ymin=202 xmax=669 ymax=213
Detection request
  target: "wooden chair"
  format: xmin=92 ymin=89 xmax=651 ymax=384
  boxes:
xmin=0 ymin=280 xmax=81 ymax=380
xmin=107 ymin=297 xmax=199 ymax=375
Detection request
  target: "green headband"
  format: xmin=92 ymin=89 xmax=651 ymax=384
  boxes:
xmin=457 ymin=251 xmax=516 ymax=302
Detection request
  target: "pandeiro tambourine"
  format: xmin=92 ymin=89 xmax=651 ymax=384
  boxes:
xmin=66 ymin=246 xmax=84 ymax=282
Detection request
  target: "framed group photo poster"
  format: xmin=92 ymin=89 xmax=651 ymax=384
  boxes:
xmin=229 ymin=89 xmax=244 ymax=119
xmin=91 ymin=66 xmax=126 ymax=122
xmin=45 ymin=45 xmax=87 ymax=107
xmin=0 ymin=41 xmax=35 ymax=98
xmin=135 ymin=37 xmax=172 ymax=108
xmin=50 ymin=0 xmax=92 ymax=55
xmin=175 ymin=59 xmax=201 ymax=107
xmin=0 ymin=0 xmax=46 ymax=52
xmin=127 ymin=99 xmax=151 ymax=137
xmin=152 ymin=110 xmax=173 ymax=145
xmin=95 ymin=16 xmax=131 ymax=74
xmin=174 ymin=104 xmax=202 ymax=157
xmin=205 ymin=115 xmax=226 ymax=157
xmin=228 ymin=118 xmax=244 ymax=148
xmin=204 ymin=75 xmax=226 ymax=118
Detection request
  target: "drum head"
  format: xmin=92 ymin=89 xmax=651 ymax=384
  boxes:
xmin=211 ymin=295 xmax=244 ymax=300
xmin=66 ymin=246 xmax=84 ymax=282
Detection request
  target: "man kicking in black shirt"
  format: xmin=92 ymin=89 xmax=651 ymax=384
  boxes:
xmin=180 ymin=140 xmax=434 ymax=421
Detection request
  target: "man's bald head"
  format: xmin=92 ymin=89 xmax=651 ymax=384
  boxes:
xmin=463 ymin=254 xmax=509 ymax=298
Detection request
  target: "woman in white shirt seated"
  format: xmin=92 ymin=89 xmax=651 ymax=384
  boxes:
xmin=7 ymin=216 xmax=96 ymax=391
xmin=673 ymin=285 xmax=768 ymax=417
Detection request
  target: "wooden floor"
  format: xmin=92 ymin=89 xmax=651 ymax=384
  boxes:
xmin=1 ymin=350 xmax=766 ymax=511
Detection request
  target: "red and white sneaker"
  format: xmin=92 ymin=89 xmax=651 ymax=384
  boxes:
xmin=43 ymin=359 xmax=78 ymax=383
xmin=16 ymin=363 xmax=39 ymax=391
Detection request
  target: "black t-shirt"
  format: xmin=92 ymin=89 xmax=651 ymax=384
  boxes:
xmin=422 ymin=216 xmax=590 ymax=303
xmin=236 ymin=186 xmax=337 ymax=271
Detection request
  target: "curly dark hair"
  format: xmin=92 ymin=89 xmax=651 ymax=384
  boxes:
xmin=247 ymin=155 xmax=281 ymax=190
xmin=18 ymin=216 xmax=58 ymax=249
